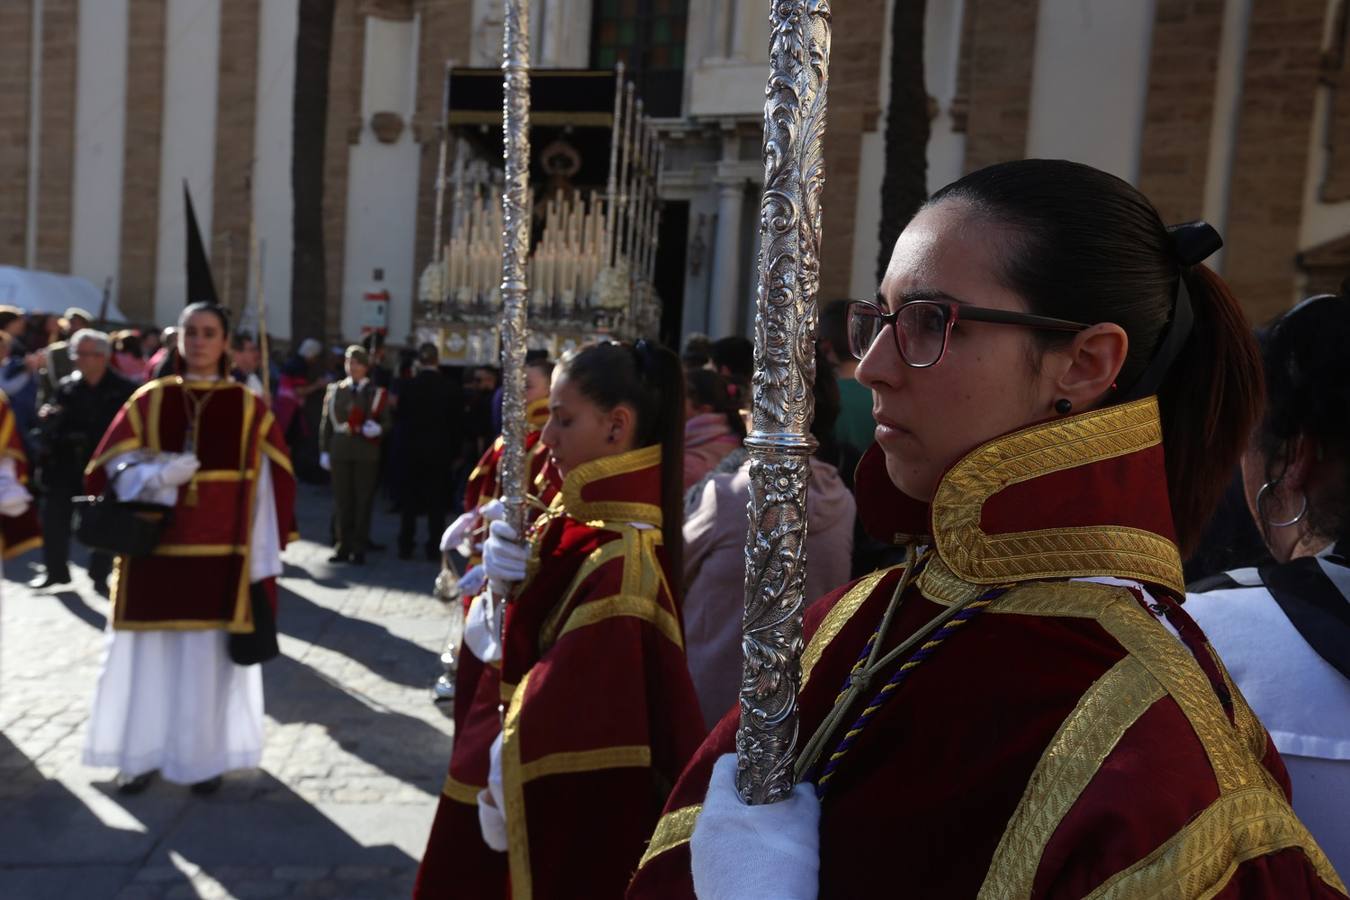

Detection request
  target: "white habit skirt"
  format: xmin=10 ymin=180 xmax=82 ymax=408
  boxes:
xmin=83 ymin=628 xmax=264 ymax=784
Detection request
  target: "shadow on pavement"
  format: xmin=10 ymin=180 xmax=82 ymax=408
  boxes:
xmin=0 ymin=733 xmax=420 ymax=899
xmin=276 ymin=585 xmax=440 ymax=690
xmin=52 ymin=589 xmax=106 ymax=631
xmin=137 ymin=770 xmax=419 ymax=899
xmin=0 ymin=732 xmax=148 ymax=899
xmin=263 ymin=652 xmax=450 ymax=795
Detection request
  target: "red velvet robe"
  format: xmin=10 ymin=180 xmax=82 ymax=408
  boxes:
xmin=84 ymin=377 xmax=297 ymax=632
xmin=416 ymin=444 xmax=707 ymax=900
xmin=0 ymin=393 xmax=41 ymax=559
xmin=414 ymin=401 xmax=563 ymax=899
xmin=627 ymin=398 xmax=1347 ymax=899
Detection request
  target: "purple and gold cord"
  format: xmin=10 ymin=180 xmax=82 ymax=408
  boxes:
xmin=814 ymin=586 xmax=1009 ymax=795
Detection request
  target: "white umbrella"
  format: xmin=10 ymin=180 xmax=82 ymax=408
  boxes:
xmin=0 ymin=267 xmax=127 ymax=324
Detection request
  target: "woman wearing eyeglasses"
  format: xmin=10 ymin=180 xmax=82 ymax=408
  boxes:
xmin=628 ymin=160 xmax=1345 ymax=899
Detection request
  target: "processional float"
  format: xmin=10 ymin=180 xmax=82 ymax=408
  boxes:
xmin=415 ymin=54 xmax=664 ymax=366
xmin=736 ymin=0 xmax=832 ymax=803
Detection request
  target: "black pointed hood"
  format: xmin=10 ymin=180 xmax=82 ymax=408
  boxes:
xmin=184 ymin=181 xmax=220 ymax=307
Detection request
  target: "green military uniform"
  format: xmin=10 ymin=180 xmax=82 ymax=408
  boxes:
xmin=320 ymin=362 xmax=391 ymax=560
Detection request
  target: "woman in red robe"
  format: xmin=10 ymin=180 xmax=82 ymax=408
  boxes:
xmin=0 ymin=389 xmax=43 ymax=676
xmin=628 ymin=160 xmax=1346 ymax=898
xmin=416 ymin=341 xmax=707 ymax=899
xmin=81 ymin=302 xmax=296 ymax=795
xmin=418 ymin=368 xmax=560 ymax=898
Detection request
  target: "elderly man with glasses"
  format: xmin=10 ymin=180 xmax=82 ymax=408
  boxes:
xmin=30 ymin=329 xmax=136 ymax=592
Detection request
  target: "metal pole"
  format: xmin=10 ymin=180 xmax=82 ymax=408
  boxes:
xmin=497 ymin=0 xmax=531 ymax=544
xmin=603 ymin=62 xmax=625 ymax=271
xmin=642 ymin=142 xmax=664 ymax=330
xmin=612 ymin=83 xmax=635 ymax=267
xmin=258 ymin=239 xmax=270 ymax=396
xmin=627 ymin=123 xmax=651 ymax=330
xmin=432 ymin=62 xmax=452 ymax=304
xmin=736 ymin=0 xmax=832 ymax=805
xmin=623 ymin=99 xmax=645 ymax=281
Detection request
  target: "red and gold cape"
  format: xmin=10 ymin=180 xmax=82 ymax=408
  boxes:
xmin=0 ymin=392 xmax=40 ymax=559
xmin=627 ymin=398 xmax=1347 ymax=899
xmin=416 ymin=444 xmax=706 ymax=900
xmin=85 ymin=377 xmax=297 ymax=632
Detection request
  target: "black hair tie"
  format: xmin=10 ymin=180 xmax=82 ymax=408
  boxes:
xmin=1120 ymin=221 xmax=1221 ymax=401
xmin=632 ymin=339 xmax=654 ymax=377
xmin=1166 ymin=220 xmax=1223 ymax=268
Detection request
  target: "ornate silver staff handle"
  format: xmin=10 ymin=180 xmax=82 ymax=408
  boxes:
xmin=496 ymin=0 xmax=531 ymax=545
xmin=736 ymin=0 xmax=833 ymax=805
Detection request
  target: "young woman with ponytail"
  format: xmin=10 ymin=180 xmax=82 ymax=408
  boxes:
xmin=416 ymin=340 xmax=706 ymax=900
xmin=629 ymin=160 xmax=1345 ymax=899
xmin=682 ymin=368 xmax=745 ymax=489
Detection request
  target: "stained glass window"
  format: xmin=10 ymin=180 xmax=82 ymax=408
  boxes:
xmin=590 ymin=0 xmax=688 ymax=116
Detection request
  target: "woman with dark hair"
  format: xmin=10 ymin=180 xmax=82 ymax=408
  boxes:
xmin=81 ymin=302 xmax=297 ymax=795
xmin=1185 ymin=293 xmax=1350 ymax=875
xmin=629 ymin=160 xmax=1343 ymax=899
xmin=415 ymin=340 xmax=706 ymax=899
xmin=682 ymin=368 xmax=745 ymax=489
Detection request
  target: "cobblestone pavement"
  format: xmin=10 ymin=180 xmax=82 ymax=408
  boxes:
xmin=0 ymin=483 xmax=458 ymax=899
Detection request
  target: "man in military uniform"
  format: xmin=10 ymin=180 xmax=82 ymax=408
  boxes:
xmin=30 ymin=329 xmax=135 ymax=591
xmin=319 ymin=345 xmax=390 ymax=565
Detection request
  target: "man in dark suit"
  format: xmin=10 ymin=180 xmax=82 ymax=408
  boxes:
xmin=31 ymin=329 xmax=136 ymax=591
xmin=393 ymin=343 xmax=461 ymax=560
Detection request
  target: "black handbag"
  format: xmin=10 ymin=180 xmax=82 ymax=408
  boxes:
xmin=228 ymin=582 xmax=281 ymax=665
xmin=73 ymin=494 xmax=172 ymax=557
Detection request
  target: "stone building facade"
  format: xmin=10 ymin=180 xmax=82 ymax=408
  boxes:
xmin=1 ymin=0 xmax=1346 ymax=343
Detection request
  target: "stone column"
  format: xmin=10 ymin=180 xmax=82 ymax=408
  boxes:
xmin=709 ymin=176 xmax=746 ymax=338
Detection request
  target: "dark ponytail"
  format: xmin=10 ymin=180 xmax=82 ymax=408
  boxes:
xmin=1154 ymin=266 xmax=1264 ymax=554
xmin=685 ymin=368 xmax=747 ymax=438
xmin=557 ymin=340 xmax=686 ymax=596
xmin=928 ymin=159 xmax=1263 ymax=556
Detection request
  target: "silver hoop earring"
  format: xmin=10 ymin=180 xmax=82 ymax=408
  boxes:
xmin=1256 ymin=481 xmax=1308 ymax=528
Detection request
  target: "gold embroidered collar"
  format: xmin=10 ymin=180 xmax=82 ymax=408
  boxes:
xmin=852 ymin=398 xmax=1187 ymax=601
xmin=558 ymin=444 xmax=663 ymax=528
xmin=526 ymin=397 xmax=550 ymax=430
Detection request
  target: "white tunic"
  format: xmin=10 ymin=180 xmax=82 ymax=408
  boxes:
xmin=1184 ymin=551 xmax=1350 ymax=876
xmin=83 ymin=456 xmax=283 ymax=784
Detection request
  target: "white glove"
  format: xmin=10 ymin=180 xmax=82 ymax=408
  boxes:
xmin=361 ymin=420 xmax=382 ymax=439
xmin=463 ymin=590 xmax=503 ymax=664
xmin=690 ymin=754 xmax=820 ymax=900
xmin=477 ymin=789 xmax=508 ymax=851
xmin=458 ymin=564 xmax=487 ymax=598
xmin=483 ymin=519 xmax=528 ymax=594
xmin=0 ymin=477 xmax=30 ymax=517
xmin=319 ymin=451 xmax=331 ymax=471
xmin=442 ymin=510 xmax=477 ymax=554
xmin=476 ymin=732 xmax=508 ymax=851
xmin=147 ymin=453 xmax=200 ymax=490
xmin=480 ymin=498 xmax=506 ymax=523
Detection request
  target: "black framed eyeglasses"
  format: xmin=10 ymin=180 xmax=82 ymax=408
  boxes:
xmin=845 ymin=297 xmax=1091 ymax=368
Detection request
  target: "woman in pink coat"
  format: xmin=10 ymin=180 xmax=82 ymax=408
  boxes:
xmin=682 ymin=369 xmax=744 ymax=489
xmin=681 ymin=355 xmax=856 ymax=727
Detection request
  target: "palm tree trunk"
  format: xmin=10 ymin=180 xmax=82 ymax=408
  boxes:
xmin=876 ymin=0 xmax=930 ymax=283
xmin=291 ymin=0 xmax=336 ymax=345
